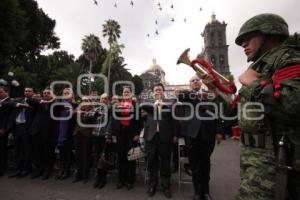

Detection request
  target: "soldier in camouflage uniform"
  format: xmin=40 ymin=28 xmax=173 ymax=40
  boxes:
xmin=235 ymin=13 xmax=300 ymax=200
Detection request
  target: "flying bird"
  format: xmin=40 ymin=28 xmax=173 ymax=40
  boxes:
xmin=184 ymin=18 xmax=187 ymax=23
xmin=114 ymin=3 xmax=117 ymax=8
xmin=147 ymin=34 xmax=150 ymax=37
xmin=157 ymin=2 xmax=161 ymax=7
xmin=199 ymin=7 xmax=202 ymax=11
xmin=93 ymin=0 xmax=98 ymax=6
xmin=155 ymin=20 xmax=158 ymax=25
xmin=130 ymin=1 xmax=134 ymax=6
xmin=171 ymin=4 xmax=174 ymax=9
xmin=159 ymin=7 xmax=162 ymax=11
xmin=155 ymin=30 xmax=159 ymax=35
xmin=171 ymin=18 xmax=175 ymax=22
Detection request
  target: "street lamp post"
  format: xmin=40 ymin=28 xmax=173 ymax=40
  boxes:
xmin=107 ymin=51 xmax=112 ymax=96
xmin=0 ymin=71 xmax=20 ymax=95
xmin=86 ymin=51 xmax=96 ymax=95
xmin=89 ymin=58 xmax=93 ymax=94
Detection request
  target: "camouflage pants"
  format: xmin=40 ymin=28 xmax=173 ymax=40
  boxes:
xmin=236 ymin=145 xmax=276 ymax=200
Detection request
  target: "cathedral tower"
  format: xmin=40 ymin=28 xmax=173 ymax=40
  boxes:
xmin=199 ymin=14 xmax=231 ymax=77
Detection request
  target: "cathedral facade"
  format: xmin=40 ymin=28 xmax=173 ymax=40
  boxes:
xmin=139 ymin=14 xmax=232 ymax=100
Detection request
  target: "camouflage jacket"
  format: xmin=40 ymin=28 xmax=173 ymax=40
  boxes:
xmin=239 ymin=33 xmax=300 ymax=146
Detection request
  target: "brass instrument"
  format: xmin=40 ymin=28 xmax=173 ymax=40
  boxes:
xmin=177 ymin=48 xmax=236 ymax=103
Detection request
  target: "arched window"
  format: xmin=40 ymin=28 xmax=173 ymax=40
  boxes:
xmin=210 ymin=32 xmax=215 ymax=46
xmin=211 ymin=55 xmax=216 ymax=64
xmin=219 ymin=55 xmax=224 ymax=64
xmin=218 ymin=31 xmax=223 ymax=46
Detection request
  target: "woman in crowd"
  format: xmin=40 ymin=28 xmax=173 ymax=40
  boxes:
xmin=112 ymin=86 xmax=141 ymax=190
xmin=72 ymin=96 xmax=95 ymax=183
xmin=90 ymin=93 xmax=113 ymax=189
xmin=56 ymin=88 xmax=76 ymax=180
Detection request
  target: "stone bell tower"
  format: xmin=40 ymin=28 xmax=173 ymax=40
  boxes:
xmin=199 ymin=13 xmax=231 ymax=77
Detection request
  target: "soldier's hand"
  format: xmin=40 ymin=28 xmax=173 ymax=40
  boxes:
xmin=201 ymin=74 xmax=216 ymax=91
xmin=239 ymin=69 xmax=260 ymax=86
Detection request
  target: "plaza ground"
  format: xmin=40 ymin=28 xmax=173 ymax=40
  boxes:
xmin=0 ymin=139 xmax=240 ymax=200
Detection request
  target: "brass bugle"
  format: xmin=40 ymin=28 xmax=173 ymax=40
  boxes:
xmin=177 ymin=48 xmax=234 ymax=103
xmin=177 ymin=48 xmax=230 ymax=84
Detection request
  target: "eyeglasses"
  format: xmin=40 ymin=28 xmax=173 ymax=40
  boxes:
xmin=43 ymin=92 xmax=51 ymax=94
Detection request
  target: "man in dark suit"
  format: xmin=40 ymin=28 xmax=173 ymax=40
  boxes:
xmin=9 ymin=87 xmax=37 ymax=178
xmin=29 ymin=88 xmax=58 ymax=180
xmin=141 ymin=83 xmax=179 ymax=198
xmin=177 ymin=76 xmax=221 ymax=200
xmin=0 ymin=86 xmax=14 ymax=176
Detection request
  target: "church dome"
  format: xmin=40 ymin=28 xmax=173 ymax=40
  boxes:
xmin=145 ymin=59 xmax=165 ymax=73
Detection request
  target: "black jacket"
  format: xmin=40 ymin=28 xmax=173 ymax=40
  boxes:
xmin=141 ymin=99 xmax=179 ymax=143
xmin=0 ymin=98 xmax=15 ymax=133
xmin=178 ymin=90 xmax=218 ymax=142
xmin=28 ymin=100 xmax=60 ymax=141
xmin=11 ymin=97 xmax=38 ymax=131
xmin=111 ymin=100 xmax=141 ymax=138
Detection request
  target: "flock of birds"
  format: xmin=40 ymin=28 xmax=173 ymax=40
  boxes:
xmin=92 ymin=0 xmax=203 ymax=38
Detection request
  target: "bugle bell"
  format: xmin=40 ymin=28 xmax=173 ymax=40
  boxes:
xmin=177 ymin=48 xmax=236 ymax=103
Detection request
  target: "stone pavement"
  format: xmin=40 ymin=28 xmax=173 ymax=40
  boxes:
xmin=0 ymin=139 xmax=240 ymax=200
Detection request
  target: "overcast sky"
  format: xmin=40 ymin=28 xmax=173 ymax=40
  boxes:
xmin=36 ymin=0 xmax=300 ymax=86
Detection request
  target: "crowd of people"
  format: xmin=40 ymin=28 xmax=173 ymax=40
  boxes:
xmin=0 ymin=76 xmax=221 ymax=200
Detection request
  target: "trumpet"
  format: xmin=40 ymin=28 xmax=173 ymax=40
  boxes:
xmin=177 ymin=48 xmax=236 ymax=103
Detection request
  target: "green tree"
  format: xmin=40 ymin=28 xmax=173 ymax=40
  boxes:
xmin=102 ymin=19 xmax=121 ymax=95
xmin=132 ymin=75 xmax=144 ymax=96
xmin=0 ymin=0 xmax=60 ymax=95
xmin=33 ymin=51 xmax=75 ymax=90
xmin=0 ymin=0 xmax=27 ymax=73
xmin=51 ymin=62 xmax=82 ymax=96
xmin=81 ymin=34 xmax=102 ymax=93
xmin=9 ymin=66 xmax=35 ymax=96
xmin=101 ymin=43 xmax=124 ymax=73
xmin=48 ymin=51 xmax=75 ymax=71
xmin=81 ymin=34 xmax=102 ymax=73
xmin=101 ymin=42 xmax=132 ymax=95
xmin=102 ymin=19 xmax=121 ymax=47
xmin=13 ymin=0 xmax=60 ymax=69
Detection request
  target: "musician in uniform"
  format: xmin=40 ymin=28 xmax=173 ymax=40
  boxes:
xmin=235 ymin=13 xmax=300 ymax=200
